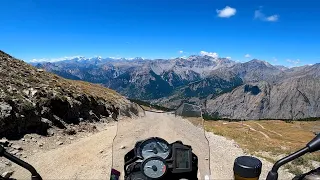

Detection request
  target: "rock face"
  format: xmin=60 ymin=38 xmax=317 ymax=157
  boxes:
xmin=0 ymin=50 xmax=144 ymax=139
xmin=206 ymin=74 xmax=320 ymax=120
xmin=225 ymin=59 xmax=283 ymax=83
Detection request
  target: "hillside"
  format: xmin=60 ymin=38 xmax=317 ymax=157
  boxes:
xmin=0 ymin=50 xmax=143 ymax=139
xmin=206 ymin=74 xmax=320 ymax=120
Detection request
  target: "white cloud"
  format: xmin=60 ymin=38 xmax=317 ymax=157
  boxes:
xmin=30 ymin=58 xmax=47 ymax=62
xmin=226 ymin=57 xmax=232 ymax=59
xmin=266 ymin=15 xmax=279 ymax=22
xmin=245 ymin=54 xmax=251 ymax=58
xmin=200 ymin=51 xmax=219 ymax=58
xmin=216 ymin=6 xmax=236 ymax=18
xmin=286 ymin=59 xmax=301 ymax=65
xmin=179 ymin=50 xmax=184 ymax=54
xmin=254 ymin=8 xmax=279 ymax=22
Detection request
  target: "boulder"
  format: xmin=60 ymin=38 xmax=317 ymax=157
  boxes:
xmin=11 ymin=144 xmax=23 ymax=150
xmin=10 ymin=149 xmax=20 ymax=155
xmin=0 ymin=102 xmax=12 ymax=119
xmin=1 ymin=171 xmax=14 ymax=178
xmin=47 ymin=129 xmax=55 ymax=136
xmin=56 ymin=141 xmax=63 ymax=145
xmin=0 ymin=139 xmax=9 ymax=147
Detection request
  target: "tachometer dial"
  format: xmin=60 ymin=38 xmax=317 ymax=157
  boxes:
xmin=142 ymin=157 xmax=167 ymax=179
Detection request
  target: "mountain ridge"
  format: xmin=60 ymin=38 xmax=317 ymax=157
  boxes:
xmin=31 ymin=53 xmax=320 ymax=120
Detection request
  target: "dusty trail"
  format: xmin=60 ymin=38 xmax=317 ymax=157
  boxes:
xmin=12 ymin=124 xmax=117 ymax=179
xmin=252 ymin=122 xmax=283 ymax=137
xmin=10 ymin=112 xmax=293 ymax=180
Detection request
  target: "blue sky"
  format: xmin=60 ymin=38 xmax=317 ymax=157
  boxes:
xmin=0 ymin=0 xmax=319 ymax=66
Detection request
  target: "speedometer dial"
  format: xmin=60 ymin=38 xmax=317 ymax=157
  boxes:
xmin=142 ymin=157 xmax=167 ymax=179
xmin=140 ymin=138 xmax=170 ymax=159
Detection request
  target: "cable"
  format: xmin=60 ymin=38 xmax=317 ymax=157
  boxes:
xmin=111 ymin=109 xmax=120 ymax=169
xmin=201 ymin=110 xmax=212 ymax=178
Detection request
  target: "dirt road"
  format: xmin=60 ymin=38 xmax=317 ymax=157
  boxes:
xmin=11 ymin=112 xmax=293 ymax=179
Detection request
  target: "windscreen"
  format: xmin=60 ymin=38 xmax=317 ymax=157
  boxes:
xmin=111 ymin=103 xmax=211 ymax=180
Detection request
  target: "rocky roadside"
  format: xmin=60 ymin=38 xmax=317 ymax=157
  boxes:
xmin=0 ymin=121 xmax=115 ymax=178
xmin=0 ymin=50 xmax=144 ymax=140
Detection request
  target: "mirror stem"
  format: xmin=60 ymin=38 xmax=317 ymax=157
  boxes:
xmin=267 ymin=147 xmax=309 ymax=180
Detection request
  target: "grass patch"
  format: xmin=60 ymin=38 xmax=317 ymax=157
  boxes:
xmin=292 ymin=157 xmax=312 ymax=167
xmin=68 ymin=80 xmax=122 ymax=103
xmin=253 ymin=153 xmax=277 ymax=164
xmin=204 ymin=120 xmax=320 ymax=155
xmin=284 ymin=164 xmax=303 ymax=175
xmin=187 ymin=118 xmax=320 ymax=173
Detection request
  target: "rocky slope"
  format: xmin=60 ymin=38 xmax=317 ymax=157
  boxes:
xmin=206 ymin=65 xmax=320 ymax=119
xmin=223 ymin=59 xmax=283 ymax=83
xmin=0 ymin=50 xmax=143 ymax=139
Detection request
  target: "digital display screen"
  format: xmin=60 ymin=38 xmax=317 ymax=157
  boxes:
xmin=176 ymin=149 xmax=190 ymax=169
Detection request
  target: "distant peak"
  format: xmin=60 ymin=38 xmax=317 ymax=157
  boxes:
xmin=89 ymin=56 xmax=103 ymax=61
xmin=249 ymin=59 xmax=273 ymax=67
xmin=133 ymin=57 xmax=144 ymax=60
xmin=187 ymin=55 xmax=216 ymax=61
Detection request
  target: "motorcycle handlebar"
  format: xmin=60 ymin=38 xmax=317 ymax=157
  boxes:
xmin=1 ymin=133 xmax=319 ymax=180
xmin=0 ymin=145 xmax=42 ymax=180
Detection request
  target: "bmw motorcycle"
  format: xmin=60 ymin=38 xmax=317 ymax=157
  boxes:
xmin=0 ymin=110 xmax=319 ymax=180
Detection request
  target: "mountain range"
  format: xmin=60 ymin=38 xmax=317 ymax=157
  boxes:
xmin=32 ymin=55 xmax=320 ymax=120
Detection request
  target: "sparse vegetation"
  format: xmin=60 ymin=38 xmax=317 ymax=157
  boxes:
xmin=188 ymin=118 xmax=320 ymax=174
xmin=284 ymin=164 xmax=304 ymax=175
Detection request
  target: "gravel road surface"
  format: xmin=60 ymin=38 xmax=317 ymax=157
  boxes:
xmin=10 ymin=112 xmax=294 ymax=179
